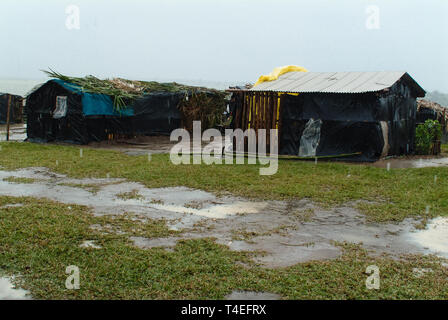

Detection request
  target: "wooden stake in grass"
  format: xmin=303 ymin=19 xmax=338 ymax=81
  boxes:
xmin=80 ymin=149 xmax=83 ymax=158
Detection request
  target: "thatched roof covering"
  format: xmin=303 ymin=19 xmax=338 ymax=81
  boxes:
xmin=41 ymin=69 xmax=226 ymax=112
xmin=417 ymin=99 xmax=448 ymax=121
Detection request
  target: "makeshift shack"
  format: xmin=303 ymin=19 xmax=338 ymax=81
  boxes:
xmin=25 ymin=72 xmax=227 ymax=144
xmin=229 ymin=71 xmax=425 ymax=161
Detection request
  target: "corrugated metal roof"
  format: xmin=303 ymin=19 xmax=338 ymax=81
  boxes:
xmin=249 ymin=71 xmax=424 ymax=94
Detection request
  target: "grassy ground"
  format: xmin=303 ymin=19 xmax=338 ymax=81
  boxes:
xmin=0 ymin=196 xmax=447 ymax=300
xmin=3 ymin=176 xmax=39 ymax=184
xmin=0 ymin=142 xmax=447 ymax=299
xmin=442 ymin=143 xmax=448 ymax=154
xmin=1 ymin=142 xmax=447 ymax=222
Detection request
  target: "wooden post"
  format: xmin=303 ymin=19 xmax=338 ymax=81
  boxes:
xmin=277 ymin=94 xmax=283 ymax=150
xmin=247 ymin=92 xmax=253 ymax=129
xmin=266 ymin=93 xmax=273 ymax=149
xmin=272 ymin=93 xmax=278 ymax=130
xmin=236 ymin=92 xmax=243 ymax=129
xmin=6 ymin=95 xmax=11 ymax=141
xmin=255 ymin=92 xmax=260 ymax=131
xmin=261 ymin=92 xmax=269 ymax=130
xmin=243 ymin=93 xmax=246 ymax=129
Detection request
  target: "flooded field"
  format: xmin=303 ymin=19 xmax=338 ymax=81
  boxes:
xmin=0 ymin=167 xmax=447 ymax=269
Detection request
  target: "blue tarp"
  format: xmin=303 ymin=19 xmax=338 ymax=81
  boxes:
xmin=52 ymin=79 xmax=134 ymax=117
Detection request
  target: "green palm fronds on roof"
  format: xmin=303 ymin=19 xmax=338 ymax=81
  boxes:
xmin=42 ymin=69 xmax=225 ymax=112
xmin=42 ymin=69 xmax=229 ymax=130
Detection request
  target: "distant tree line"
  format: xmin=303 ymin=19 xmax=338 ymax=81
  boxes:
xmin=423 ymin=91 xmax=448 ymax=107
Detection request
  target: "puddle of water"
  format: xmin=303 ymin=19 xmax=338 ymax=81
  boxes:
xmin=0 ymin=277 xmax=31 ymax=300
xmin=133 ymin=205 xmax=448 ymax=268
xmin=0 ymin=168 xmax=270 ymax=223
xmin=407 ymin=217 xmax=448 ymax=258
xmin=218 ymin=207 xmax=426 ymax=267
xmin=0 ymin=203 xmax=24 ymax=209
xmin=131 ymin=236 xmax=183 ymax=252
xmin=79 ymin=240 xmax=102 ymax=249
xmin=412 ymin=268 xmax=434 ymax=278
xmin=225 ymin=291 xmax=282 ymax=300
xmin=0 ymin=167 xmax=61 ymax=181
xmin=372 ymin=157 xmax=448 ymax=169
xmin=228 ymin=236 xmax=341 ymax=268
xmin=151 ymin=201 xmax=266 ymax=219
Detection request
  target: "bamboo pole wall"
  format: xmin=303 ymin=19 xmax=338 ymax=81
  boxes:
xmin=233 ymin=91 xmax=282 ymax=152
xmin=235 ymin=92 xmax=281 ymax=131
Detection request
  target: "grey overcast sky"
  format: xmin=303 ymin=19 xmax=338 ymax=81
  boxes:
xmin=1 ymin=0 xmax=447 ymax=91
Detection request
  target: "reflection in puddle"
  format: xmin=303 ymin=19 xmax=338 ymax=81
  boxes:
xmin=0 ymin=277 xmax=31 ymax=300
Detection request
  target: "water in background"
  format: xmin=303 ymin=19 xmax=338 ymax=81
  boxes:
xmin=0 ymin=79 xmax=45 ymax=96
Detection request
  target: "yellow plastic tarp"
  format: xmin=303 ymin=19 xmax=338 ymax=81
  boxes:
xmin=253 ymin=65 xmax=308 ymax=87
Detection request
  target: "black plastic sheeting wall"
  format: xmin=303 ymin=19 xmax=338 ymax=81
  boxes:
xmin=25 ymin=81 xmax=183 ymax=144
xmin=279 ymin=80 xmax=417 ymax=161
xmin=416 ymin=107 xmax=439 ymax=123
xmin=0 ymin=94 xmax=23 ymax=124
